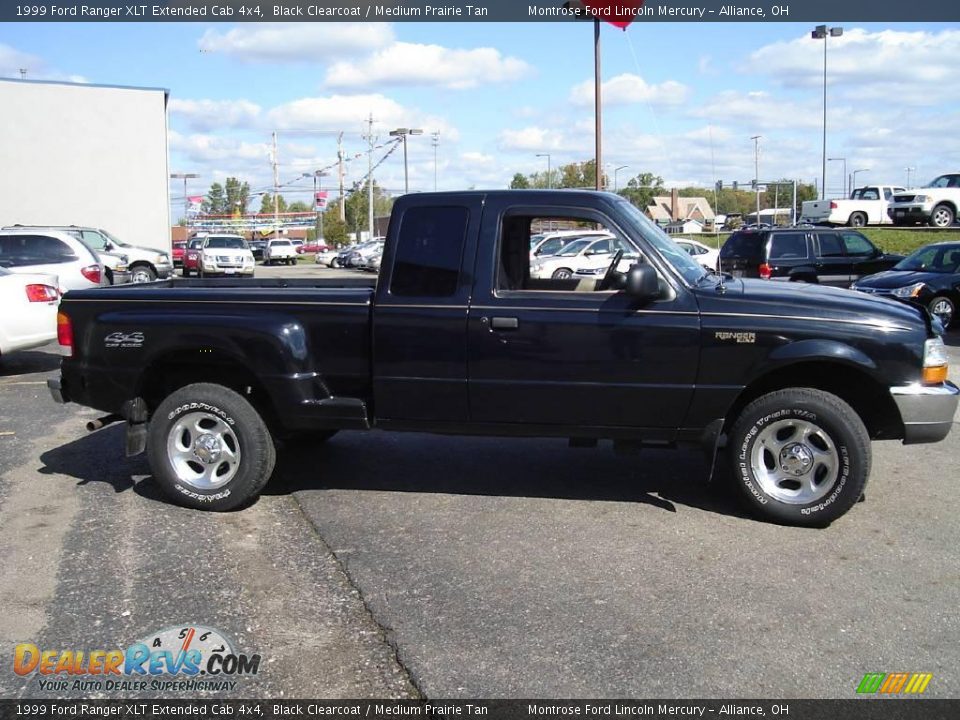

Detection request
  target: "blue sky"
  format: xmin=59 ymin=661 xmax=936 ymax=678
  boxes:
xmin=3 ymin=20 xmax=959 ymax=210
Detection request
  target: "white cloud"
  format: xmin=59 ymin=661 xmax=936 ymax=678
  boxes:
xmin=746 ymin=28 xmax=960 ymax=105
xmin=325 ymin=42 xmax=531 ymax=90
xmin=198 ymin=23 xmax=394 ymax=62
xmin=169 ymin=130 xmax=272 ymax=165
xmin=265 ymin=93 xmax=458 ymax=141
xmin=169 ymin=98 xmax=261 ymax=131
xmin=691 ymin=90 xmax=824 ymax=131
xmin=569 ymin=73 xmax=689 ymax=107
xmin=0 ymin=43 xmax=39 ymax=77
xmin=497 ymin=126 xmax=573 ymax=153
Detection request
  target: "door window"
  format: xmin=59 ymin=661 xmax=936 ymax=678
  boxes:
xmin=0 ymin=234 xmax=76 ymax=267
xmin=81 ymin=230 xmax=107 ymax=250
xmin=840 ymin=232 xmax=876 ymax=257
xmin=816 ymin=233 xmax=844 ymax=258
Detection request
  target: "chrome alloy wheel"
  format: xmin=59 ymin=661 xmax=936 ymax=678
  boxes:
xmin=166 ymin=411 xmax=241 ymax=489
xmin=930 ymin=297 xmax=954 ymax=328
xmin=750 ymin=419 xmax=839 ymax=505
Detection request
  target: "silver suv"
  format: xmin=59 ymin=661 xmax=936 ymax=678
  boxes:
xmin=0 ymin=229 xmax=105 ymax=291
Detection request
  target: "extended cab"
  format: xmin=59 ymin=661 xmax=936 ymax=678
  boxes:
xmin=47 ymin=191 xmax=958 ymax=527
xmin=888 ymin=173 xmax=960 ymax=228
xmin=800 ymin=185 xmax=904 ymax=227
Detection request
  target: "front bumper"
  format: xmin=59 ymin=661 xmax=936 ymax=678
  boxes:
xmin=156 ymin=264 xmax=174 ymax=279
xmin=890 ymin=381 xmax=959 ymax=444
xmin=888 ymin=205 xmax=932 ymax=222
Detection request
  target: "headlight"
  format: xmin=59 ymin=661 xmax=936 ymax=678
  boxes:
xmin=155 ymin=253 xmax=169 ymax=264
xmin=892 ymin=282 xmax=926 ymax=298
xmin=922 ymin=337 xmax=949 ymax=384
xmin=914 ymin=195 xmax=928 ymax=203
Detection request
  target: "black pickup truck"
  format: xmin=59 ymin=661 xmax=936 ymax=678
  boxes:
xmin=48 ymin=191 xmax=958 ymax=526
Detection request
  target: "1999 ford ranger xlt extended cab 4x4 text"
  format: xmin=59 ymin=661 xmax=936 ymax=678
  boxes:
xmin=47 ymin=191 xmax=958 ymax=526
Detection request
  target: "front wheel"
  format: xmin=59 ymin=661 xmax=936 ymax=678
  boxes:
xmin=728 ymin=388 xmax=870 ymax=527
xmin=929 ymin=295 xmax=955 ymax=328
xmin=330 ymin=258 xmax=339 ymax=268
xmin=552 ymin=268 xmax=573 ymax=280
xmin=147 ymin=383 xmax=276 ymax=511
xmin=930 ymin=204 xmax=956 ymax=228
xmin=130 ymin=265 xmax=157 ymax=283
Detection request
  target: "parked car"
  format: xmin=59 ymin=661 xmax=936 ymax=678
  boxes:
xmin=315 ymin=247 xmax=340 ymax=267
xmin=249 ymin=240 xmax=267 ymax=260
xmin=530 ymin=229 xmax=610 ymax=260
xmin=300 ymin=241 xmax=328 ymax=254
xmin=3 ymin=225 xmax=173 ymax=283
xmin=852 ymin=242 xmax=960 ymax=328
xmin=98 ymin=250 xmax=132 ymax=285
xmin=718 ymin=226 xmax=903 ymax=287
xmin=675 ymin=238 xmax=720 ymax=271
xmin=888 ymin=173 xmax=960 ymax=228
xmin=800 ymin=185 xmax=905 ymax=227
xmin=198 ymin=235 xmax=255 ymax=277
xmin=182 ymin=239 xmax=204 ymax=277
xmin=172 ymin=242 xmax=188 ymax=268
xmin=530 ymin=234 xmax=616 ymax=279
xmin=335 ymin=244 xmax=358 ymax=268
xmin=0 ymin=266 xmax=59 ymax=361
xmin=345 ymin=240 xmax=382 ymax=268
xmin=48 ymin=189 xmax=958 ymax=527
xmin=0 ymin=229 xmax=104 ymax=290
xmin=291 ymin=240 xmax=305 ymax=254
xmin=263 ymin=239 xmax=298 ymax=266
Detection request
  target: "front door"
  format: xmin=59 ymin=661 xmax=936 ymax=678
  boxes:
xmin=813 ymin=231 xmax=853 ymax=286
xmin=467 ymin=199 xmax=701 ymax=431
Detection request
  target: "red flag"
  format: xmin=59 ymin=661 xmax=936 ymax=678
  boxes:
xmin=580 ymin=0 xmax=643 ymax=29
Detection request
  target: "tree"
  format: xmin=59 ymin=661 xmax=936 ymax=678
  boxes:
xmin=618 ymin=172 xmax=665 ymax=210
xmin=259 ymin=193 xmax=288 ymax=215
xmin=224 ymin=177 xmax=251 ymax=216
xmin=287 ymin=201 xmax=311 ymax=213
xmin=344 ymin=181 xmax=393 ymax=238
xmin=318 ymin=210 xmax=348 ymax=247
xmin=510 ymin=173 xmax=530 ymax=189
xmin=202 ymin=182 xmax=226 ymax=215
xmin=557 ymin=160 xmax=601 ymax=190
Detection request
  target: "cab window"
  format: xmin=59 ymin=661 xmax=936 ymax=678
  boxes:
xmin=390 ymin=206 xmax=468 ymax=298
xmin=840 ymin=232 xmax=876 ymax=257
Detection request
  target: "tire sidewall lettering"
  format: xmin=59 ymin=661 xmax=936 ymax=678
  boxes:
xmin=165 ymin=402 xmax=239 ymax=498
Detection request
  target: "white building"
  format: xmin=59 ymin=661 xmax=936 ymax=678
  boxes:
xmin=0 ymin=78 xmax=170 ymax=252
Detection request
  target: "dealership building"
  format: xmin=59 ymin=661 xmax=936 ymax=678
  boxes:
xmin=0 ymin=78 xmax=171 ymax=252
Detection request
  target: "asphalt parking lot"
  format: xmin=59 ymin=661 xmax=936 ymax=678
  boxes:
xmin=0 ymin=301 xmax=958 ymax=699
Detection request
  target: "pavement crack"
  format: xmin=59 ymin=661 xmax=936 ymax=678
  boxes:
xmin=289 ymin=491 xmax=426 ymax=700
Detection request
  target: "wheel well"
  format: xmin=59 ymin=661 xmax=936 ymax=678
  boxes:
xmin=138 ymin=351 xmax=279 ymax=431
xmin=726 ymin=362 xmax=903 ymax=440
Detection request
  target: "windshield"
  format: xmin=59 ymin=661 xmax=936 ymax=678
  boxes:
xmin=925 ymin=175 xmax=960 ymax=189
xmin=100 ymin=229 xmax=129 ymax=248
xmin=556 ymin=239 xmax=591 ymax=256
xmin=894 ymin=245 xmax=960 ymax=273
xmin=205 ymin=237 xmax=247 ymax=249
xmin=270 ymin=240 xmax=292 ymax=246
xmin=611 ymin=197 xmax=708 ymax=284
xmin=529 ymin=234 xmax=544 ymax=249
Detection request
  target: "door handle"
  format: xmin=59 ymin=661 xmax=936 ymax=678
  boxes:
xmin=490 ymin=317 xmax=519 ymax=330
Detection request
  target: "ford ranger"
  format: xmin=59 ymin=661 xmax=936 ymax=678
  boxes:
xmin=47 ymin=191 xmax=958 ymax=526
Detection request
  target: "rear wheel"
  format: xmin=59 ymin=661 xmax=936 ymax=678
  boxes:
xmin=147 ymin=383 xmax=276 ymax=511
xmin=728 ymin=388 xmax=870 ymax=527
xmin=552 ymin=268 xmax=573 ymax=280
xmin=929 ymin=295 xmax=955 ymax=328
xmin=930 ymin=204 xmax=956 ymax=228
xmin=848 ymin=212 xmax=867 ymax=227
xmin=330 ymin=258 xmax=339 ymax=268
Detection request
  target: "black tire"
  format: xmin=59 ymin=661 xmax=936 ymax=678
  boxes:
xmin=147 ymin=383 xmax=276 ymax=511
xmin=928 ymin=295 xmax=955 ymax=328
xmin=130 ymin=264 xmax=157 ymax=283
xmin=330 ymin=258 xmax=339 ymax=268
xmin=728 ymin=388 xmax=870 ymax=527
xmin=929 ymin=204 xmax=955 ymax=228
xmin=848 ymin=212 xmax=867 ymax=227
xmin=552 ymin=268 xmax=573 ymax=280
xmin=105 ymin=268 xmax=114 ymax=285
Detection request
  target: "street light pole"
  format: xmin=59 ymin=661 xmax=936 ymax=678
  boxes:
xmin=613 ymin=165 xmax=628 ymax=192
xmin=828 ymin=157 xmax=847 ymax=197
xmin=905 ymin=166 xmax=916 ymax=187
xmin=536 ymin=153 xmax=552 ymax=188
xmin=431 ymin=131 xmax=440 ymax=191
xmin=751 ymin=135 xmax=761 ymax=224
xmin=389 ymin=128 xmax=423 ymax=194
xmin=812 ymin=24 xmax=843 ymax=200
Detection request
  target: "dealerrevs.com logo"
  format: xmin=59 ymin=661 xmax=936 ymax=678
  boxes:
xmin=13 ymin=625 xmax=261 ymax=693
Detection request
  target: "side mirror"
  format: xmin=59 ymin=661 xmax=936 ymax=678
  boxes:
xmin=104 ymin=241 xmax=114 ymax=251
xmin=625 ymin=263 xmax=660 ymax=300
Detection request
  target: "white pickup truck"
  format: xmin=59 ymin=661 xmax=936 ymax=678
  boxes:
xmin=887 ymin=173 xmax=960 ymax=228
xmin=800 ymin=185 xmax=904 ymax=227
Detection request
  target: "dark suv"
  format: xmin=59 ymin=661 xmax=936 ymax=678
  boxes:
xmin=719 ymin=226 xmax=903 ymax=286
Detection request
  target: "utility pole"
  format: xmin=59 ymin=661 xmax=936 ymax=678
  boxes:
xmin=364 ymin=114 xmax=376 ymax=241
xmin=337 ymin=132 xmax=346 ymax=222
xmin=271 ymin=131 xmax=280 ymax=240
xmin=751 ymin=135 xmax=762 ymax=224
xmin=431 ymin=131 xmax=440 ymax=192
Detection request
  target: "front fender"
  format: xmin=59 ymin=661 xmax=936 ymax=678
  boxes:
xmin=765 ymin=338 xmax=878 ymax=375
